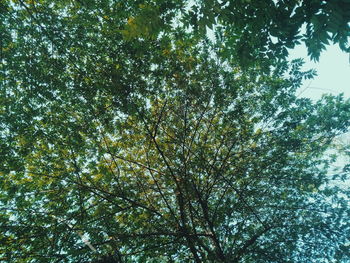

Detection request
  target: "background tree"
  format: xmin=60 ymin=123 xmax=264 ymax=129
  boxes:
xmin=1 ymin=0 xmax=350 ymax=262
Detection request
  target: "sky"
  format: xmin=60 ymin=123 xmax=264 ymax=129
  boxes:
xmin=288 ymin=44 xmax=350 ymax=100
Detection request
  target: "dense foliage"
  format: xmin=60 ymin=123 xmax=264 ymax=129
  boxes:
xmin=1 ymin=0 xmax=350 ymax=262
xmin=187 ymin=0 xmax=350 ymax=64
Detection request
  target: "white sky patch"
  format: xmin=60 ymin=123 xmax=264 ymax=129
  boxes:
xmin=289 ymin=43 xmax=350 ymax=100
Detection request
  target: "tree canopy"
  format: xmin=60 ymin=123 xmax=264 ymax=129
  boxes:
xmin=1 ymin=1 xmax=350 ymax=262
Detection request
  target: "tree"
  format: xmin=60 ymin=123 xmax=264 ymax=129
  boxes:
xmin=184 ymin=0 xmax=350 ymax=65
xmin=2 ymin=0 xmax=349 ymax=72
xmin=1 ymin=0 xmax=350 ymax=262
